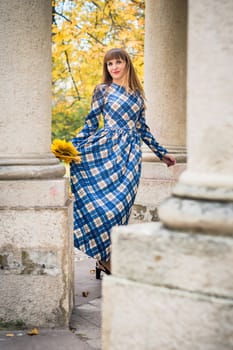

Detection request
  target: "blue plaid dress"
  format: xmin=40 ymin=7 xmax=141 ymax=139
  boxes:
xmin=70 ymin=83 xmax=167 ymax=261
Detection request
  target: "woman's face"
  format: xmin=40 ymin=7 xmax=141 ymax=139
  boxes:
xmin=106 ymin=58 xmax=127 ymax=84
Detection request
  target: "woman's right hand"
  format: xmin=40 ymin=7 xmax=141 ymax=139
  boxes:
xmin=162 ymin=154 xmax=176 ymax=167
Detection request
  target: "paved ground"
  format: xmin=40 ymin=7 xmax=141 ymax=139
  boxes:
xmin=0 ymin=250 xmax=103 ymax=350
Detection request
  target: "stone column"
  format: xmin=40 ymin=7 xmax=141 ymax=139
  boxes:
xmin=131 ymin=0 xmax=187 ymax=223
xmin=102 ymin=1 xmax=233 ymax=349
xmin=0 ymin=0 xmax=74 ymax=327
xmin=159 ymin=0 xmax=233 ymax=232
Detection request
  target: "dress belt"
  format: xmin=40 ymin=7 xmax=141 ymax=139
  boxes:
xmin=103 ymin=126 xmax=137 ymax=132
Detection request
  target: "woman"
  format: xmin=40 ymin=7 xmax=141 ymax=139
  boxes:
xmin=70 ymin=48 xmax=176 ymax=275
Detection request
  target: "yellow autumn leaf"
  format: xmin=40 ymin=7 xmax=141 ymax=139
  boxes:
xmin=27 ymin=328 xmax=39 ymax=336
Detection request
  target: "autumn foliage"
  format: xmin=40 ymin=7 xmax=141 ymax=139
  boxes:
xmin=52 ymin=0 xmax=145 ymax=141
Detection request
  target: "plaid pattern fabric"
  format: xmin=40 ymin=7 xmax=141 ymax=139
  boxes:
xmin=70 ymin=83 xmax=167 ymax=261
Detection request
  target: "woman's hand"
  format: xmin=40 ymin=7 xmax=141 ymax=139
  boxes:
xmin=162 ymin=154 xmax=176 ymax=167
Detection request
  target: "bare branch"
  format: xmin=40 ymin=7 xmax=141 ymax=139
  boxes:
xmin=91 ymin=1 xmax=101 ymax=9
xmin=64 ymin=50 xmax=81 ymax=101
xmin=52 ymin=3 xmax=57 ymax=25
xmin=54 ymin=10 xmax=72 ymax=23
xmin=54 ymin=10 xmax=106 ymax=46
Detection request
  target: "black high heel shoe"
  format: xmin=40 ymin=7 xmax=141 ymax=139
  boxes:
xmin=96 ymin=263 xmax=101 ymax=279
xmin=96 ymin=261 xmax=111 ymax=279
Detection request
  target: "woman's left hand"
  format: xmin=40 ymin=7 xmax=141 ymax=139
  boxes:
xmin=162 ymin=154 xmax=176 ymax=167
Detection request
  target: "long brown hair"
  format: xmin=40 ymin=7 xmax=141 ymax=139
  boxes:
xmin=102 ymin=48 xmax=145 ymax=99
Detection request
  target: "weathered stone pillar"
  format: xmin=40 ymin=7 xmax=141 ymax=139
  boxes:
xmin=102 ymin=1 xmax=233 ymax=349
xmin=0 ymin=0 xmax=74 ymax=327
xmin=159 ymin=0 xmax=233 ymax=230
xmin=131 ymin=0 xmax=187 ymax=223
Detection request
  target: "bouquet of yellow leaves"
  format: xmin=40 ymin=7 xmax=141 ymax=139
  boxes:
xmin=51 ymin=139 xmax=81 ymax=164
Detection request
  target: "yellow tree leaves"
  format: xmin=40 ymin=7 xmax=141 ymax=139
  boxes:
xmin=52 ymin=0 xmax=145 ymax=141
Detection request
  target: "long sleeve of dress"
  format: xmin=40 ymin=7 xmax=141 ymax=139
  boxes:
xmin=74 ymin=84 xmax=104 ymax=141
xmin=136 ymin=106 xmax=168 ymax=160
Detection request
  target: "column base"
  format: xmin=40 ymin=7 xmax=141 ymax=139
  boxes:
xmin=130 ymin=159 xmax=186 ymax=223
xmin=102 ymin=222 xmax=233 ymax=350
xmin=142 ymin=146 xmax=187 ymax=163
xmin=0 ymin=154 xmax=66 ymax=179
xmin=0 ymin=178 xmax=74 ymax=327
xmin=103 ymin=277 xmax=233 ymax=350
xmin=158 ymin=196 xmax=233 ymax=235
xmin=173 ymin=170 xmax=233 ymax=201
